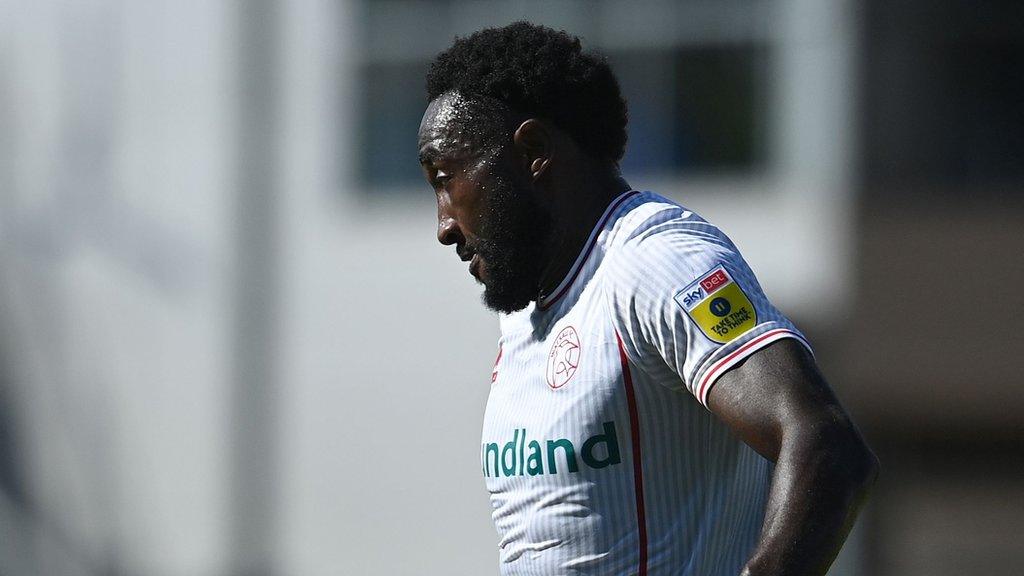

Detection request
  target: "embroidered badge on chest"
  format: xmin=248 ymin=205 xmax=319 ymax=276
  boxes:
xmin=674 ymin=264 xmax=758 ymax=344
xmin=546 ymin=326 xmax=581 ymax=389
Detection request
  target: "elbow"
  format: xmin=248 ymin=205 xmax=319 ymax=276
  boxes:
xmin=851 ymin=442 xmax=880 ymax=491
xmin=827 ymin=427 xmax=879 ymax=495
xmin=799 ymin=419 xmax=880 ymax=492
xmin=841 ymin=444 xmax=879 ymax=500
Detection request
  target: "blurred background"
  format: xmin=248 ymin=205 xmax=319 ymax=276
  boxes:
xmin=0 ymin=0 xmax=1021 ymax=574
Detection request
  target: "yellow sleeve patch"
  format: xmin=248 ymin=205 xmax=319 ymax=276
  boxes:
xmin=673 ymin=265 xmax=758 ymax=344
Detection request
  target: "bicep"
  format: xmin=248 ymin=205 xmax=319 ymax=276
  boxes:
xmin=706 ymin=338 xmax=854 ymax=463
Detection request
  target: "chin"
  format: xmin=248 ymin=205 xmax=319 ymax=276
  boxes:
xmin=482 ymin=284 xmax=534 ymax=314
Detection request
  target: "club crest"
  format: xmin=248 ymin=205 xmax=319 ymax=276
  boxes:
xmin=546 ymin=326 xmax=581 ymax=389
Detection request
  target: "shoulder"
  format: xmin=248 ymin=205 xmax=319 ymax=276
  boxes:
xmin=603 ymin=194 xmax=742 ymax=299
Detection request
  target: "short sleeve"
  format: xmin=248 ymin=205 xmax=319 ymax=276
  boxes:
xmin=604 ymin=219 xmax=812 ymax=408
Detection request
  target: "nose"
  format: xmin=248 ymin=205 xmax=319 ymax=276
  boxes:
xmin=437 ymin=214 xmax=463 ymax=246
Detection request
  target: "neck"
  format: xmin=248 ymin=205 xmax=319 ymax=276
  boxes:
xmin=536 ymin=169 xmax=632 ymax=301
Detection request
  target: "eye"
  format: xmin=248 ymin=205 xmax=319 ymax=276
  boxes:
xmin=432 ymin=168 xmax=455 ymax=191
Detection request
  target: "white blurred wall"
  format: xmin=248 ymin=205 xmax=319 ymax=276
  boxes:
xmin=1 ymin=0 xmax=235 ymax=574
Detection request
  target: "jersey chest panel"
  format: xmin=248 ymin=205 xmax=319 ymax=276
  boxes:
xmin=474 ymin=192 xmax=787 ymax=575
xmin=482 ymin=284 xmax=642 ymax=572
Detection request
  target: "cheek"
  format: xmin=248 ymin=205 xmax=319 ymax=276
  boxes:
xmin=448 ymin=180 xmax=489 ymax=227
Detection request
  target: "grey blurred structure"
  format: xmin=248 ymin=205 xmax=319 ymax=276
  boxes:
xmin=845 ymin=1 xmax=1024 ymax=572
xmin=0 ymin=1 xmax=1020 ymax=575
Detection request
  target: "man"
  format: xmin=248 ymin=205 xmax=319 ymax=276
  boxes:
xmin=417 ymin=22 xmax=878 ymax=576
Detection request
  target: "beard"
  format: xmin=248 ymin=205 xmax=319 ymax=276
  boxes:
xmin=472 ymin=171 xmax=552 ymax=314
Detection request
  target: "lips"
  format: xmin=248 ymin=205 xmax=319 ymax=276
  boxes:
xmin=456 ymin=245 xmax=483 ymax=280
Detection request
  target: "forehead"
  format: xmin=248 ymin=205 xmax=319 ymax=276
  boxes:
xmin=417 ymin=92 xmax=504 ymax=161
xmin=418 ymin=92 xmax=465 ymax=149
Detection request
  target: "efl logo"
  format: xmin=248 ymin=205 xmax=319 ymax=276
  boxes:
xmin=674 ymin=263 xmax=758 ymax=344
xmin=546 ymin=326 xmax=581 ymax=389
xmin=700 ymin=269 xmax=730 ymax=294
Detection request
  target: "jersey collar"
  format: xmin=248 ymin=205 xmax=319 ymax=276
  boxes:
xmin=537 ymin=190 xmax=641 ymax=311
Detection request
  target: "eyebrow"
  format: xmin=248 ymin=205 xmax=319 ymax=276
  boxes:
xmin=418 ymin=147 xmax=439 ymax=165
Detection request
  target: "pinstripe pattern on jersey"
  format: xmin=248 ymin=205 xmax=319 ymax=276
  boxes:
xmin=482 ymin=191 xmax=807 ymax=575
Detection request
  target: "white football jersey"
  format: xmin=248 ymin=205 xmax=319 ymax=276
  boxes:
xmin=482 ymin=190 xmax=811 ymax=575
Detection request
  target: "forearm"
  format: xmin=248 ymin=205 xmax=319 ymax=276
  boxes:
xmin=741 ymin=425 xmax=879 ymax=576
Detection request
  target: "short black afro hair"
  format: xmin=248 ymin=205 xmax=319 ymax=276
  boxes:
xmin=426 ymin=21 xmax=628 ymax=164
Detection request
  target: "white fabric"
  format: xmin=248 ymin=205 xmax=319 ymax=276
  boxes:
xmin=482 ymin=191 xmax=811 ymax=575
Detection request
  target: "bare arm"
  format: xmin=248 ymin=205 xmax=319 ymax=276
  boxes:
xmin=707 ymin=339 xmax=879 ymax=576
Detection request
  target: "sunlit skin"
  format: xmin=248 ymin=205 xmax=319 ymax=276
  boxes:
xmin=417 ymin=91 xmax=631 ymax=311
xmin=417 ymin=94 xmax=505 ymax=285
xmin=419 ymin=89 xmax=877 ymax=576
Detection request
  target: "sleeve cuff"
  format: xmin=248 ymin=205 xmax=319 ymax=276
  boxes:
xmin=693 ymin=328 xmax=813 ymax=408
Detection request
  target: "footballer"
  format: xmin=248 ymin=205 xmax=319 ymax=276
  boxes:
xmin=417 ymin=22 xmax=878 ymax=576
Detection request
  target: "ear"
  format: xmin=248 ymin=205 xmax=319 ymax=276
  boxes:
xmin=512 ymin=119 xmax=552 ymax=182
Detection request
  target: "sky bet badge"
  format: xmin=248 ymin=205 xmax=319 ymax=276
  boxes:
xmin=674 ymin=265 xmax=758 ymax=344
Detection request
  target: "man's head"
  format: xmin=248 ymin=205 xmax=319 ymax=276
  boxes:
xmin=417 ymin=21 xmax=627 ymax=313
